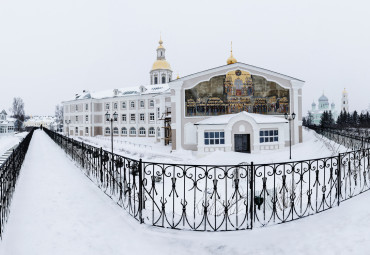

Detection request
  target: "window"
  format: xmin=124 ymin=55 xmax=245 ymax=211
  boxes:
xmin=150 ymin=100 xmax=154 ymax=107
xmin=130 ymin=101 xmax=135 ymax=108
xmin=140 ymin=100 xmax=144 ymax=108
xmin=259 ymin=130 xmax=278 ymax=143
xmin=85 ymin=104 xmax=88 ymax=111
xmin=114 ymin=103 xmax=118 ymax=110
xmin=149 ymin=127 xmax=155 ymax=136
xmin=139 ymin=127 xmax=146 ymax=135
xmin=140 ymin=113 xmax=145 ymax=121
xmin=162 ymin=76 xmax=166 ymax=84
xmin=113 ymin=127 xmax=119 ymax=135
xmin=121 ymin=127 xmax=127 ymax=135
xmin=204 ymin=131 xmax=225 ymax=145
xmin=154 ymin=76 xmax=158 ymax=84
xmin=75 ymin=127 xmax=78 ymax=134
xmin=75 ymin=105 xmax=78 ymax=111
xmin=106 ymin=114 xmax=110 ymax=122
xmin=122 ymin=102 xmax=126 ymax=109
xmin=122 ymin=114 xmax=127 ymax=122
xmin=130 ymin=114 xmax=135 ymax=122
xmin=105 ymin=103 xmax=110 ymax=110
xmin=149 ymin=113 xmax=155 ymax=121
xmin=157 ymin=127 xmax=160 ymax=137
xmin=76 ymin=116 xmax=78 ymax=122
xmin=130 ymin=127 xmax=136 ymax=135
xmin=85 ymin=127 xmax=89 ymax=134
xmin=157 ymin=108 xmax=160 ymax=119
xmin=85 ymin=115 xmax=88 ymax=122
xmin=113 ymin=114 xmax=118 ymax=122
xmin=105 ymin=127 xmax=110 ymax=135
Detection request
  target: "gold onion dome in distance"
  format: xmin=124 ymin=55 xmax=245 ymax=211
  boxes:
xmin=227 ymin=41 xmax=237 ymax=65
xmin=343 ymin=88 xmax=348 ymax=94
xmin=151 ymin=37 xmax=172 ymax=71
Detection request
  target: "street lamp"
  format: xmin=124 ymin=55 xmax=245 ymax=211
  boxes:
xmin=105 ymin=111 xmax=118 ymax=155
xmin=284 ymin=112 xmax=296 ymax=159
xmin=65 ymin=119 xmax=71 ymax=137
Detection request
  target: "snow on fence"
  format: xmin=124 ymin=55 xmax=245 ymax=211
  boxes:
xmin=43 ymin=127 xmax=370 ymax=231
xmin=0 ymin=128 xmax=36 ymax=239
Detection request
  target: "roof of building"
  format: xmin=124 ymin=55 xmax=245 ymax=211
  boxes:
xmin=195 ymin=111 xmax=288 ymax=125
xmin=151 ymin=59 xmax=172 ymax=71
xmin=319 ymin=94 xmax=328 ymax=102
xmin=67 ymin=83 xmax=170 ymax=102
xmin=0 ymin=110 xmax=7 ymax=115
xmin=174 ymin=62 xmax=304 ymax=83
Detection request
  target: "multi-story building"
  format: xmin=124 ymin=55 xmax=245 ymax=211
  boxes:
xmin=63 ymin=39 xmax=305 ymax=153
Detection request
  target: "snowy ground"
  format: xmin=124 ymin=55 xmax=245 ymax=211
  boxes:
xmin=0 ymin=132 xmax=29 ymax=157
xmin=1 ymin=130 xmax=370 ymax=255
xmin=76 ymin=128 xmax=348 ymax=165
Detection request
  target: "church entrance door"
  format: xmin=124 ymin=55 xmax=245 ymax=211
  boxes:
xmin=234 ymin=134 xmax=250 ymax=153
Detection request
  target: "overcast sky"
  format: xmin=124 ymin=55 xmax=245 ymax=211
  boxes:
xmin=0 ymin=0 xmax=369 ymax=116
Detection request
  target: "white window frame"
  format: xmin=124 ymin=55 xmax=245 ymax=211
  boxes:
xmin=259 ymin=129 xmax=279 ymax=143
xmin=105 ymin=103 xmax=110 ymax=110
xmin=148 ymin=127 xmax=155 ymax=136
xmin=130 ymin=127 xmax=136 ymax=135
xmin=149 ymin=113 xmax=155 ymax=121
xmin=140 ymin=113 xmax=145 ymax=121
xmin=204 ymin=131 xmax=225 ymax=145
xmin=122 ymin=114 xmax=126 ymax=122
xmin=139 ymin=127 xmax=146 ymax=136
xmin=140 ymin=100 xmax=145 ymax=108
xmin=130 ymin=114 xmax=136 ymax=122
xmin=121 ymin=127 xmax=127 ymax=135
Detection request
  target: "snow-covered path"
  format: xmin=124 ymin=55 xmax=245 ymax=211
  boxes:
xmin=1 ymin=130 xmax=370 ymax=255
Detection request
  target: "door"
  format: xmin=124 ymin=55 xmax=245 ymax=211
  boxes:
xmin=234 ymin=134 xmax=250 ymax=153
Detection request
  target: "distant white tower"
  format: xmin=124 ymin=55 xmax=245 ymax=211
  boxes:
xmin=341 ymin=88 xmax=349 ymax=112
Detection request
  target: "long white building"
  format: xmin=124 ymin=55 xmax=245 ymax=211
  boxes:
xmin=63 ymin=39 xmax=305 ymax=153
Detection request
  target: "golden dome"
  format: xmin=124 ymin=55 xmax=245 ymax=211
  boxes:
xmin=152 ymin=59 xmax=172 ymax=71
xmin=227 ymin=41 xmax=237 ymax=65
xmin=343 ymin=88 xmax=348 ymax=94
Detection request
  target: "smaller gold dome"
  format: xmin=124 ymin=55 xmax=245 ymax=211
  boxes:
xmin=152 ymin=59 xmax=172 ymax=71
xmin=343 ymin=88 xmax=348 ymax=94
xmin=227 ymin=41 xmax=237 ymax=65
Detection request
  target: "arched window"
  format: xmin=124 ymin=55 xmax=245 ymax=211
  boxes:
xmin=154 ymin=76 xmax=158 ymax=84
xmin=157 ymin=127 xmax=160 ymax=137
xmin=130 ymin=127 xmax=136 ymax=135
xmin=113 ymin=127 xmax=119 ymax=135
xmin=149 ymin=127 xmax=155 ymax=136
xmin=105 ymin=127 xmax=110 ymax=135
xmin=75 ymin=127 xmax=78 ymax=135
xmin=121 ymin=127 xmax=127 ymax=135
xmin=139 ymin=127 xmax=146 ymax=136
xmin=162 ymin=76 xmax=166 ymax=84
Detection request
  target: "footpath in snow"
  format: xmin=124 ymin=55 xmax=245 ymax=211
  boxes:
xmin=1 ymin=130 xmax=370 ymax=255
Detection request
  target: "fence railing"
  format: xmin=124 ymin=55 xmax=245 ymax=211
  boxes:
xmin=44 ymin=127 xmax=370 ymax=231
xmin=306 ymin=125 xmax=370 ymax=150
xmin=0 ymin=128 xmax=35 ymax=238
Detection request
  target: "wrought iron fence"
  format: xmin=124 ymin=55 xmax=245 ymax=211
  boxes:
xmin=307 ymin=125 xmax=370 ymax=150
xmin=44 ymin=128 xmax=370 ymax=231
xmin=0 ymin=128 xmax=35 ymax=239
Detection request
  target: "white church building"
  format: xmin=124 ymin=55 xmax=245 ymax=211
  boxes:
xmin=63 ymin=38 xmax=305 ymax=153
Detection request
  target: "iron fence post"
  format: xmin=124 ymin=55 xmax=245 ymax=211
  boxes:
xmin=138 ymin=158 xmax=143 ymax=224
xmin=250 ymin=161 xmax=254 ymax=229
xmin=337 ymin=153 xmax=341 ymax=206
xmin=82 ymin=142 xmax=85 ymax=168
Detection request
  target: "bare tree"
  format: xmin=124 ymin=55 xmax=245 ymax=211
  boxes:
xmin=11 ymin=97 xmax=25 ymax=122
xmin=55 ymin=104 xmax=64 ymax=131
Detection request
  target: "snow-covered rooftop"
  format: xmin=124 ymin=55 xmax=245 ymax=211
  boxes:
xmin=69 ymin=84 xmax=170 ymax=102
xmin=195 ymin=111 xmax=288 ymax=125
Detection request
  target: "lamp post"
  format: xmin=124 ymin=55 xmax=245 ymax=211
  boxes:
xmin=65 ymin=119 xmax=71 ymax=137
xmin=105 ymin=111 xmax=118 ymax=155
xmin=284 ymin=112 xmax=296 ymax=159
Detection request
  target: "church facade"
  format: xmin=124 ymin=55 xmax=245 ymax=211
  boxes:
xmin=63 ymin=39 xmax=305 ymax=153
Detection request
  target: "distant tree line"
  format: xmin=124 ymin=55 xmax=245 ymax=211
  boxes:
xmin=303 ymin=110 xmax=370 ymax=128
